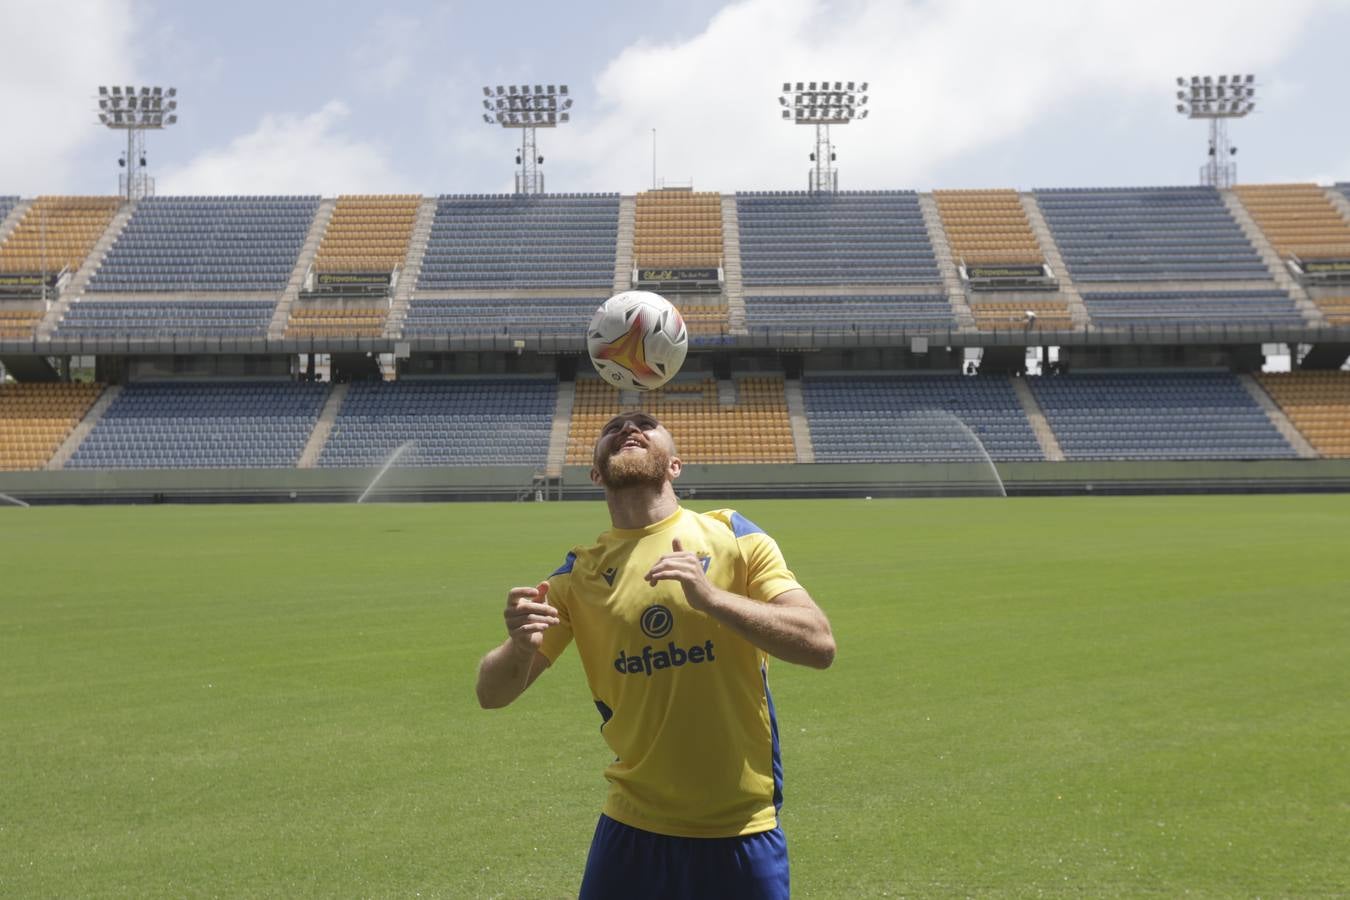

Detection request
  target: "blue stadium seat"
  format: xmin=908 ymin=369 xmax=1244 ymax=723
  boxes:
xmin=802 ymin=375 xmax=1043 ymax=462
xmin=1033 ymin=186 xmax=1268 ymax=282
xmin=416 ymin=195 xmax=619 ymax=290
xmin=318 ymin=379 xmax=556 ymax=467
xmin=1029 ymin=372 xmax=1297 ymax=460
xmin=88 ymin=196 xmax=320 ymax=293
xmin=736 ymin=192 xmax=940 ymax=286
xmin=67 ymin=382 xmax=327 ymax=469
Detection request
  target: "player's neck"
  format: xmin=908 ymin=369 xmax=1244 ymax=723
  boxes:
xmin=605 ymin=482 xmax=679 ymax=531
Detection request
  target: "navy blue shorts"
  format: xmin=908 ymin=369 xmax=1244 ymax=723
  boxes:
xmin=578 ymin=814 xmax=790 ymax=900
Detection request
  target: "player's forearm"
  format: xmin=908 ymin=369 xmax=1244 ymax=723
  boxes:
xmin=476 ymin=640 xmax=535 ymax=708
xmin=702 ymin=590 xmax=836 ymax=669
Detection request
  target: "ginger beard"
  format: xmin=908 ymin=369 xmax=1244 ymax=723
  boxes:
xmin=594 ymin=429 xmax=675 ymax=490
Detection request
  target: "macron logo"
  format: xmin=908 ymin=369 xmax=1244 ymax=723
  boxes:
xmin=613 ymin=640 xmax=716 ymax=676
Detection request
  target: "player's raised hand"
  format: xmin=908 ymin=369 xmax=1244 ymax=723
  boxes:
xmin=503 ymin=581 xmax=558 ymax=653
xmin=645 ymin=538 xmax=716 ymax=611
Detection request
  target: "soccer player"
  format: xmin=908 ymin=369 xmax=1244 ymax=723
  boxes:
xmin=476 ymin=411 xmax=835 ymax=899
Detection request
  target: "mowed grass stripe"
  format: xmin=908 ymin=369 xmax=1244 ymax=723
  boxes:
xmin=1 ymin=497 xmax=1346 ymax=898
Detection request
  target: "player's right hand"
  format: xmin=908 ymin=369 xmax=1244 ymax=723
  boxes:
xmin=504 ymin=582 xmax=558 ymax=653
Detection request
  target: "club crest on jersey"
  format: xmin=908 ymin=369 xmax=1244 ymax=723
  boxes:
xmin=601 ymin=566 xmax=617 ymax=586
xmin=699 ymin=554 xmax=711 ymax=573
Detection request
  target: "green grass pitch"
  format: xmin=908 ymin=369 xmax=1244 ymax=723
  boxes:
xmin=2 ymin=495 xmax=1347 ymax=898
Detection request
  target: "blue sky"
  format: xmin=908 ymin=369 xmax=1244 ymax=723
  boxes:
xmin=5 ymin=0 xmax=1350 ymax=197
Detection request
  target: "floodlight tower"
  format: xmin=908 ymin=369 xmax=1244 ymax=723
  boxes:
xmin=1174 ymin=74 xmax=1256 ymax=189
xmin=97 ymin=85 xmax=179 ymax=201
xmin=779 ymin=80 xmax=869 ymax=192
xmin=481 ymin=84 xmax=572 ymax=194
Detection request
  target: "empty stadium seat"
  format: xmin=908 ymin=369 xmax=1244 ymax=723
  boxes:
xmin=67 ymin=382 xmax=327 ymax=469
xmin=52 ymin=299 xmax=276 ymax=339
xmin=1029 ymin=372 xmax=1296 ymax=460
xmin=403 ymin=296 xmax=602 ymax=337
xmin=1034 ymin=186 xmax=1267 ymax=282
xmin=565 ymin=377 xmax=795 ymax=465
xmin=88 ymin=196 xmax=320 ymax=292
xmin=318 ymin=379 xmax=555 ymax=467
xmin=313 ymin=194 xmax=420 ymax=274
xmin=417 ymin=194 xmax=619 ymax=290
xmin=933 ymin=189 xmax=1045 ymax=267
xmin=802 ymin=375 xmax=1043 ymax=463
xmin=1080 ymin=289 xmax=1303 ymax=327
xmin=743 ymin=294 xmax=956 ymax=331
xmin=736 ymin=191 xmax=940 ymax=286
xmin=634 ymin=191 xmax=723 ymax=268
xmin=1257 ymin=372 xmax=1350 ymax=457
xmin=1233 ymin=184 xmax=1350 ymax=261
xmin=0 ymin=197 xmax=121 ymax=275
xmin=0 ymin=382 xmax=103 ymax=470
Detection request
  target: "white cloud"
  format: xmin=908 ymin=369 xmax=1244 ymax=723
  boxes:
xmin=554 ymin=0 xmax=1339 ymax=192
xmin=0 ymin=0 xmax=141 ymax=194
xmin=158 ymin=101 xmax=412 ymax=194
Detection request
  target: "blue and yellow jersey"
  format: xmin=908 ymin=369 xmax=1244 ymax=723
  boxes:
xmin=538 ymin=506 xmax=803 ymax=839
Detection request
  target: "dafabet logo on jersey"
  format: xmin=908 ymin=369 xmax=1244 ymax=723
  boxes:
xmin=614 ymin=604 xmax=716 ymax=676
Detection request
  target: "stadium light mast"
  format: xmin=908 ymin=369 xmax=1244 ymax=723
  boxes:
xmin=779 ymin=80 xmax=869 ymax=193
xmin=97 ymin=84 xmax=179 ymax=202
xmin=1174 ymin=74 xmax=1256 ymax=189
xmin=481 ymin=84 xmax=572 ymax=195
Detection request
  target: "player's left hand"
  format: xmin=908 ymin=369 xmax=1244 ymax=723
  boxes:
xmin=645 ymin=538 xmax=716 ymax=611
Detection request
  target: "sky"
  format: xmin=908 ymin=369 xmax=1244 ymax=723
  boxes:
xmin=4 ymin=0 xmax=1350 ymax=198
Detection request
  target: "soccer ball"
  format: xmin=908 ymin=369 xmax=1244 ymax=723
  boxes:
xmin=587 ymin=291 xmax=688 ymax=391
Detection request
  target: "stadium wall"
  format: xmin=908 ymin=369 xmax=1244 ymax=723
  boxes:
xmin=4 ymin=460 xmax=1350 ymax=504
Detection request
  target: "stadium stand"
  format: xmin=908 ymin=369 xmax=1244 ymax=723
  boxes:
xmin=1080 ymin=289 xmax=1304 ymax=327
xmin=0 ymin=382 xmax=103 ymax=470
xmin=0 ymin=308 xmax=43 ymax=338
xmin=312 ymin=195 xmax=420 ymax=274
xmin=66 ymin=382 xmax=328 ymax=469
xmin=633 ymin=191 xmax=723 ymax=268
xmin=318 ymin=379 xmax=555 ymax=467
xmin=565 ymin=376 xmax=796 ymax=465
xmin=1311 ymin=295 xmax=1350 ymax=325
xmin=1233 ymin=183 xmax=1350 ymax=261
xmin=1029 ymin=372 xmax=1297 ymax=460
xmin=676 ymin=302 xmax=730 ymax=338
xmin=52 ymin=299 xmax=276 ymax=339
xmin=0 ymin=196 xmax=121 ymax=275
xmin=0 ymin=196 xmax=18 ymax=224
xmin=87 ymin=196 xmax=320 ymax=292
xmin=417 ymin=194 xmax=619 ymax=289
xmin=1034 ymin=187 xmax=1268 ymax=281
xmin=1257 ymin=372 xmax=1350 ymax=458
xmin=802 ymin=375 xmax=1043 ymax=462
xmin=284 ymin=306 xmax=387 ymax=339
xmin=970 ymin=300 xmax=1074 ymax=330
xmin=736 ymin=191 xmax=940 ymax=285
xmin=743 ymin=294 xmax=956 ymax=331
xmin=403 ymin=296 xmax=601 ymax=336
xmin=933 ymin=189 xmax=1044 ymax=265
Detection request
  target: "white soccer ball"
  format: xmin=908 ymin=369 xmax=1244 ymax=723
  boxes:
xmin=587 ymin=291 xmax=688 ymax=391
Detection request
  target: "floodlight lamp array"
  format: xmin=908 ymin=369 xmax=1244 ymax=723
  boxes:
xmin=480 ymin=83 xmax=573 ymax=128
xmin=779 ymin=80 xmax=869 ymax=124
xmin=1174 ymin=74 xmax=1257 ymax=117
xmin=97 ymin=85 xmax=179 ymax=128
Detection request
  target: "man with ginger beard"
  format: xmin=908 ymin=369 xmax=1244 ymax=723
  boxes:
xmin=476 ymin=410 xmax=835 ymax=899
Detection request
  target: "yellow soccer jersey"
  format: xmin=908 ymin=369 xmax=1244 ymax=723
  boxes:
xmin=538 ymin=506 xmax=803 ymax=839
